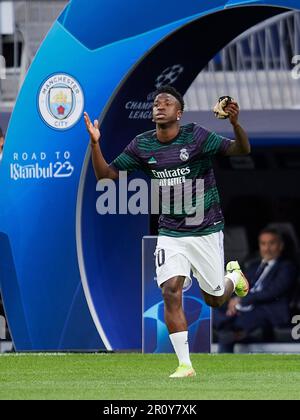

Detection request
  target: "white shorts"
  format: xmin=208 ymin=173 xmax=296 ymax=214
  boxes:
xmin=154 ymin=232 xmax=225 ymax=297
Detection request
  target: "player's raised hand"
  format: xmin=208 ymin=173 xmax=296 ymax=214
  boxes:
xmin=225 ymin=101 xmax=240 ymax=127
xmin=84 ymin=112 xmax=101 ymax=144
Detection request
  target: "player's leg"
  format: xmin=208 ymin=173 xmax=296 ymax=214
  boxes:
xmin=187 ymin=233 xmax=249 ymax=309
xmin=155 ymin=237 xmax=195 ymax=378
xmin=161 ymin=276 xmax=187 ymax=333
xmin=201 ymin=278 xmax=234 ymax=308
xmin=161 ymin=276 xmax=196 ymax=378
xmin=201 ymin=261 xmax=249 ymax=308
xmin=199 ymin=261 xmax=249 ymax=308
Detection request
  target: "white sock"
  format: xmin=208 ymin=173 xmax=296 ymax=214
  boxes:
xmin=169 ymin=331 xmax=192 ymax=367
xmin=225 ymin=272 xmax=240 ymax=288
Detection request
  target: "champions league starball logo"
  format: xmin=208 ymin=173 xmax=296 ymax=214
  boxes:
xmin=124 ymin=63 xmax=185 ymax=120
xmin=143 ymin=296 xmax=210 ymax=353
xmin=38 ymin=74 xmax=84 ymax=130
xmin=155 ymin=64 xmax=184 ymax=88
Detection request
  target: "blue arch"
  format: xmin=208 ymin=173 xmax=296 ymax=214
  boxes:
xmin=0 ymin=0 xmax=298 ymax=351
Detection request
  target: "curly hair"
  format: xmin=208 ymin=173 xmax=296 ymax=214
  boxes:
xmin=154 ymin=85 xmax=185 ymax=111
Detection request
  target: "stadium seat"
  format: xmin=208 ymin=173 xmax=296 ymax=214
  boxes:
xmin=224 ymin=225 xmax=250 ymax=265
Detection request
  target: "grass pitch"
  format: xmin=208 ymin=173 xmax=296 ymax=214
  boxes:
xmin=0 ymin=353 xmax=300 ymax=400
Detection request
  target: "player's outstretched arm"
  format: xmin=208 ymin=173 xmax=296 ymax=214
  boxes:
xmin=84 ymin=112 xmax=118 ymax=180
xmin=224 ymin=102 xmax=251 ymax=156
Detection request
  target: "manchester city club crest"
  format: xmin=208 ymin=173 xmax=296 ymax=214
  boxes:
xmin=49 ymin=87 xmax=73 ymax=120
xmin=180 ymin=148 xmax=189 ymax=161
xmin=38 ymin=74 xmax=84 ymax=130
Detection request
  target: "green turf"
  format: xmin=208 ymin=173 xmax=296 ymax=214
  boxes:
xmin=0 ymin=353 xmax=300 ymax=400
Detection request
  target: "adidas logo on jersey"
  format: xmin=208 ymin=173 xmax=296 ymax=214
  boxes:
xmin=148 ymin=157 xmax=157 ymax=164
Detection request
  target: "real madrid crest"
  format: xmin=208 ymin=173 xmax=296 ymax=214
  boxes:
xmin=180 ymin=148 xmax=189 ymax=162
xmin=38 ymin=73 xmax=84 ymax=130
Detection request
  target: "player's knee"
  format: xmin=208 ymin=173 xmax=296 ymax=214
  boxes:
xmin=204 ymin=295 xmax=224 ymax=308
xmin=162 ymin=285 xmax=181 ymax=306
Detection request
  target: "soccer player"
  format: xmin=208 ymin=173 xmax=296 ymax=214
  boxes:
xmin=84 ymin=85 xmax=250 ymax=378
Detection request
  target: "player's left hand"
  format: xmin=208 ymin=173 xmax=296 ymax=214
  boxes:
xmin=225 ymin=101 xmax=239 ymax=126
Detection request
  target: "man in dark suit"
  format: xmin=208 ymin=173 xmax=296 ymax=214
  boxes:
xmin=214 ymin=227 xmax=298 ymax=352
